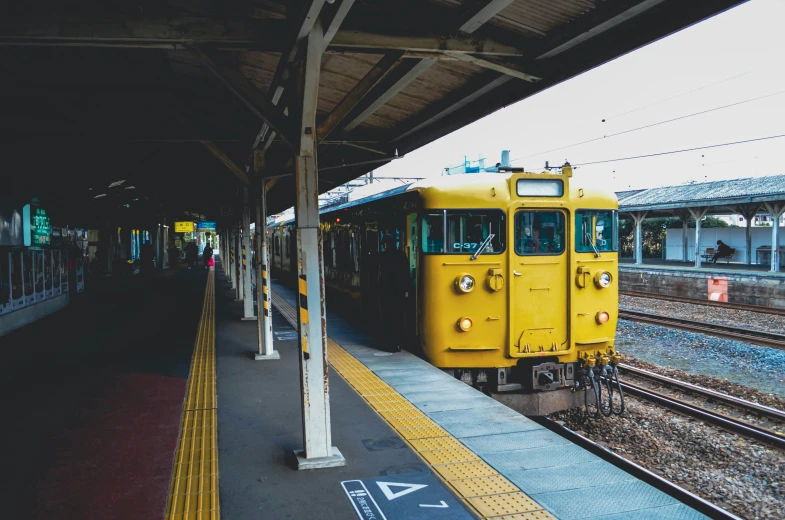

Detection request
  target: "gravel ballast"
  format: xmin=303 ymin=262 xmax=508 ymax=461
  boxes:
xmin=615 ymin=320 xmax=785 ymax=398
xmin=550 ymin=384 xmax=785 ymax=520
xmin=620 ymin=295 xmax=785 ymax=334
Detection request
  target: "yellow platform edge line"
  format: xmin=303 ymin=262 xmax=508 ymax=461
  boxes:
xmin=271 ymin=291 xmax=554 ymax=520
xmin=166 ymin=271 xmax=220 ymax=520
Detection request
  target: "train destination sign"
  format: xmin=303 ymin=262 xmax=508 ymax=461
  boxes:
xmin=174 ymin=221 xmax=195 ymax=232
xmin=23 ymin=204 xmax=51 ymax=246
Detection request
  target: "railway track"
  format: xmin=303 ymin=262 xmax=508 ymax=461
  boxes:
xmin=620 ymin=290 xmax=785 ymax=316
xmin=618 ymin=308 xmax=785 ymax=350
xmin=532 ymin=416 xmax=742 ymax=520
xmin=617 ymin=364 xmax=785 ymax=451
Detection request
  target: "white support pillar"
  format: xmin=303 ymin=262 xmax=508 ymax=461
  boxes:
xmin=736 ymin=204 xmax=759 ymax=265
xmin=293 ymin=24 xmax=344 ymax=470
xmin=254 ymin=176 xmax=278 ymax=360
xmin=242 ymin=188 xmax=256 ymax=320
xmin=631 ymin=212 xmax=647 ymax=265
xmin=672 ymin=210 xmax=690 ymax=263
xmin=688 ymin=207 xmax=710 ymax=268
xmin=764 ymin=202 xmax=784 ymax=272
xmin=682 ymin=220 xmax=689 ymax=263
xmin=235 ymin=223 xmax=243 ymax=300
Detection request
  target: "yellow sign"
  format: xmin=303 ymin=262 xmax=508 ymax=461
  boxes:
xmin=175 ymin=221 xmax=195 ymax=232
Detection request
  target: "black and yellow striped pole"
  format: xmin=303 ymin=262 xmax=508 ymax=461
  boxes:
xmin=254 ymin=173 xmax=278 ymax=360
xmin=234 ymin=223 xmax=243 ymax=302
xmin=241 ymin=187 xmax=255 ymax=320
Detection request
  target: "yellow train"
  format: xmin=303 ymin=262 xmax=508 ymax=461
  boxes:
xmin=271 ymin=164 xmax=621 ymax=415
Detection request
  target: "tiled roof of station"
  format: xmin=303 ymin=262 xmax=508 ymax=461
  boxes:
xmin=619 ymin=174 xmax=785 ymax=213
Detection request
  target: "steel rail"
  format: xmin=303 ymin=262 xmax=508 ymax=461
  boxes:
xmin=618 ymin=309 xmax=785 ymax=350
xmin=620 ymin=382 xmax=785 ymax=451
xmin=619 ymin=364 xmax=785 ymax=423
xmin=530 ymin=416 xmax=742 ymax=520
xmin=620 ymin=290 xmax=785 ymax=316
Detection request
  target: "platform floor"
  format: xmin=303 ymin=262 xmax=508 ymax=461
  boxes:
xmin=264 ymin=282 xmax=709 ymax=520
xmin=1 ymin=260 xmax=716 ymax=519
xmin=621 ymin=258 xmax=783 ymax=275
xmin=1 ymin=269 xmax=207 ymax=519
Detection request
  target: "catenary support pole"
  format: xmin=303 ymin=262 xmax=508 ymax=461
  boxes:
xmin=242 ymin=188 xmax=256 ymax=319
xmin=764 ymin=203 xmax=784 ymax=272
xmin=254 ymin=173 xmax=278 ymax=360
xmin=293 ymin=23 xmax=345 ymax=470
xmin=688 ymin=207 xmax=710 ymax=268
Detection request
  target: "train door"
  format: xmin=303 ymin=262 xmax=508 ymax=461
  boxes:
xmin=406 ymin=213 xmax=418 ymax=337
xmin=509 ymin=209 xmax=569 ymax=357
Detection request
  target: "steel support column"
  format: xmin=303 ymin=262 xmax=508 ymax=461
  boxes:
xmin=293 ymin=23 xmax=344 ymax=470
xmin=242 ymin=188 xmax=255 ymax=319
xmin=255 ymin=178 xmax=279 ymax=360
xmin=688 ymin=207 xmax=710 ymax=268
xmin=235 ymin=223 xmax=243 ymax=300
xmin=230 ymin=228 xmax=237 ymax=288
xmin=764 ymin=203 xmax=784 ymax=272
xmin=631 ymin=212 xmax=647 ymax=265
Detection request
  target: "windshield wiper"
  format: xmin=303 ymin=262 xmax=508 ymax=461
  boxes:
xmin=585 ymin=231 xmax=600 ymax=258
xmin=471 ymin=233 xmax=495 ymax=260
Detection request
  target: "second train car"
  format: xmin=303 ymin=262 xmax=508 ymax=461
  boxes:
xmin=270 ymin=164 xmax=621 ymax=415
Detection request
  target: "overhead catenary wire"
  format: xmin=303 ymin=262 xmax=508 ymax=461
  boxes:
xmin=606 ymin=71 xmax=752 ymax=121
xmin=512 ymin=89 xmax=785 ymax=162
xmin=570 ymin=133 xmax=785 ymax=167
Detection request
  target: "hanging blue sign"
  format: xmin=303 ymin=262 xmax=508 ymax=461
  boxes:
xmin=197 ymin=221 xmax=217 ymax=230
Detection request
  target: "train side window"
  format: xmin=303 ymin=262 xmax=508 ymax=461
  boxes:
xmin=514 ymin=211 xmax=565 ymax=256
xmin=576 ymin=210 xmax=618 ymax=252
xmin=350 ymin=232 xmax=360 ymax=272
xmin=0 ymin=252 xmax=9 ymax=305
xmin=446 ymin=211 xmax=505 ymax=254
xmin=421 ymin=213 xmax=444 ymax=253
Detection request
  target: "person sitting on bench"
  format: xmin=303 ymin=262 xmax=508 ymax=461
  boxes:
xmin=712 ymin=240 xmax=732 ymax=263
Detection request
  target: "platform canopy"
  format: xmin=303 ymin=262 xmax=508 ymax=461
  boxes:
xmin=617 ymin=174 xmax=785 ymax=271
xmin=3 ymin=0 xmax=747 ymax=225
xmin=618 ymin=174 xmax=785 ymax=217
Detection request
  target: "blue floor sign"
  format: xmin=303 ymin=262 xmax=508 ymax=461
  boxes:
xmin=341 ymin=471 xmax=473 ymax=519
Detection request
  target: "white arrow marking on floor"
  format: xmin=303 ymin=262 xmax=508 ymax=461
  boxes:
xmin=376 ymin=481 xmax=428 ymax=501
xmin=420 ymin=501 xmax=448 ymax=508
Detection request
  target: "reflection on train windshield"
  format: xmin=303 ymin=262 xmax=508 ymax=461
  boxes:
xmin=576 ymin=210 xmax=618 ymax=252
xmin=422 ymin=210 xmax=505 ymax=254
xmin=514 ymin=211 xmax=565 ymax=255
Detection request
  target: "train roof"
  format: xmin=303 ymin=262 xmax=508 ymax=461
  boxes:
xmin=270 ymin=172 xmax=618 ymax=227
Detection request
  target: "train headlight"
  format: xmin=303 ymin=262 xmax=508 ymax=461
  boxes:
xmin=596 ymin=311 xmax=610 ymax=324
xmin=594 ymin=271 xmax=612 ymax=288
xmin=458 ymin=317 xmax=473 ymax=331
xmin=455 ymin=274 xmax=475 ymax=293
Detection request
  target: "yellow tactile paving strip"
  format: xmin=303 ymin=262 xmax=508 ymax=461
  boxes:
xmin=272 ymin=291 xmax=555 ymax=520
xmin=166 ymin=271 xmax=219 ymax=520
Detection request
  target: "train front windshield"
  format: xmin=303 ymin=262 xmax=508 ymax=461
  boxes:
xmin=422 ymin=210 xmax=505 ymax=254
xmin=575 ymin=210 xmax=618 ymax=252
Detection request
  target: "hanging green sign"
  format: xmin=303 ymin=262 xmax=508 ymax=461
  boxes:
xmin=23 ymin=204 xmax=51 ymax=246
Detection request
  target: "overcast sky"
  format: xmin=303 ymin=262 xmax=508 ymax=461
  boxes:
xmin=364 ymin=0 xmax=785 ymax=195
